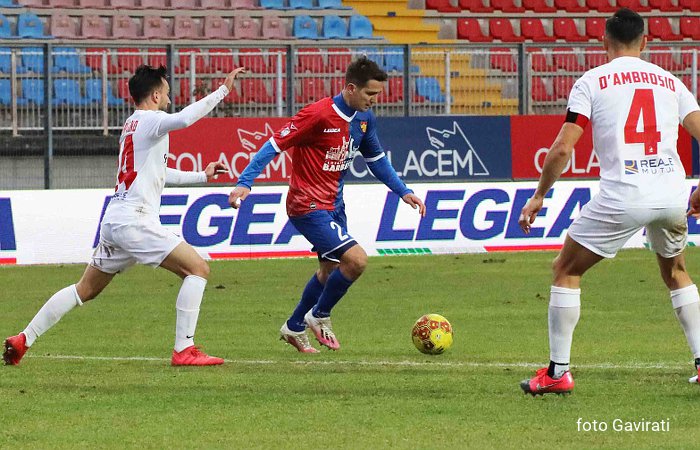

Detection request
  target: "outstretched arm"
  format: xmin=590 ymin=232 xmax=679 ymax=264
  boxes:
xmin=165 ymin=162 xmax=227 ymax=185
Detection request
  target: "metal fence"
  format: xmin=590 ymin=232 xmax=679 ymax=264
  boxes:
xmin=0 ymin=43 xmax=698 ymax=189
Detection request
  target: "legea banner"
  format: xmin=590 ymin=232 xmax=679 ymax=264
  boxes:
xmin=3 ymin=181 xmax=700 ymax=265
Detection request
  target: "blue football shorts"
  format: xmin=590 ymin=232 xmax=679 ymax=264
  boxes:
xmin=289 ymin=207 xmax=357 ymax=263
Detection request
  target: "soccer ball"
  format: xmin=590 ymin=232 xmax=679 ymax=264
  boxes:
xmin=411 ymin=314 xmax=453 ymax=355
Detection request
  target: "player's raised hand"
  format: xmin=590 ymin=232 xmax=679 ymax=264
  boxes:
xmin=228 ymin=186 xmax=251 ymax=209
xmin=222 ymin=67 xmax=247 ymax=93
xmin=203 ymin=162 xmax=228 ymax=181
xmin=688 ymin=187 xmax=700 ymax=218
xmin=519 ymin=196 xmax=544 ymax=234
xmin=402 ymin=193 xmax=426 ymax=217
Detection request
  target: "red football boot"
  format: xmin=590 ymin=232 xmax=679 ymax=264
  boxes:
xmin=171 ymin=345 xmax=224 ymax=366
xmin=520 ymin=367 xmax=575 ymax=396
xmin=3 ymin=333 xmax=29 ymax=366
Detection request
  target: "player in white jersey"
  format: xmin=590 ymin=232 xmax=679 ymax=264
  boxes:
xmin=518 ymin=9 xmax=700 ymax=395
xmin=3 ymin=65 xmax=246 ymax=367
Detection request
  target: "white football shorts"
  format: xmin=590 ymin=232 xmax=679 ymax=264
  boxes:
xmin=567 ymin=194 xmax=688 ymax=259
xmin=90 ymin=218 xmax=183 ymax=274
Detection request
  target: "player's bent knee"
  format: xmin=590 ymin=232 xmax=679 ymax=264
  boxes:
xmin=190 ymin=259 xmax=210 ymax=279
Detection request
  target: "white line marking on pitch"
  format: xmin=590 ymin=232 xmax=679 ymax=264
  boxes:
xmin=25 ymin=354 xmax=692 ymax=370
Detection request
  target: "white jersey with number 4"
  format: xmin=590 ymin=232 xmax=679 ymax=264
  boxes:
xmin=567 ymin=56 xmax=700 ymax=208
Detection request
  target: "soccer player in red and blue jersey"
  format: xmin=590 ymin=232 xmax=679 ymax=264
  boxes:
xmin=228 ymin=57 xmax=426 ymax=353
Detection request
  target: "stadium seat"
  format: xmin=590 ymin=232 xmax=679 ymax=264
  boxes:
xmin=386 ymin=77 xmax=403 ymax=102
xmin=458 ymin=0 xmax=494 ymax=11
xmin=51 ymin=14 xmax=78 ymax=39
xmin=146 ymin=49 xmax=166 ymax=68
xmin=53 ymin=47 xmax=91 ymax=73
xmin=348 ymin=15 xmax=374 ymax=39
xmin=241 ymin=78 xmax=273 ymax=103
xmin=22 ymin=47 xmax=45 ymax=73
xmin=679 ymin=17 xmax=700 ymax=39
xmin=112 ymin=15 xmax=139 ymax=39
xmin=489 ymin=48 xmax=517 ymax=72
xmin=53 ymin=79 xmax=90 ymax=106
xmin=209 ymin=48 xmax=235 ymax=72
xmin=81 ymin=15 xmax=108 ymax=39
xmin=85 ymin=79 xmax=124 ymax=105
xmin=416 ymin=77 xmax=446 ymax=102
xmin=79 ymin=0 xmax=107 ymax=7
xmin=176 ymin=78 xmax=205 ymax=105
xmin=203 ymin=0 xmax=226 ymax=7
xmin=175 ymin=48 xmax=206 ymax=74
xmin=648 ymin=17 xmax=682 ymax=41
xmin=204 ymin=16 xmax=231 ymax=39
xmin=319 ymin=0 xmax=350 ymax=8
xmin=16 ymin=0 xmax=44 ymax=7
xmin=327 ymin=48 xmax=351 ymax=72
xmin=296 ymin=78 xmax=326 ymax=103
xmin=328 ymin=76 xmax=344 ymax=94
xmin=554 ymin=0 xmax=588 ymax=11
xmin=648 ymin=0 xmax=682 ymax=10
xmin=48 ymin=0 xmax=74 ymax=7
xmin=294 ymin=15 xmax=318 ymax=39
xmin=384 ymin=48 xmax=404 ymax=72
xmin=296 ymin=48 xmax=323 ymax=72
xmin=260 ymin=0 xmax=285 ymax=7
xmin=490 ymin=0 xmax=524 ymax=11
xmin=648 ymin=46 xmax=682 ymax=70
xmin=489 ymin=18 xmax=523 ymax=42
xmin=239 ymin=48 xmax=270 ymax=73
xmin=585 ymin=17 xmax=605 ymax=41
xmin=426 ymin=0 xmax=461 ymax=11
xmin=585 ymin=0 xmax=615 ymax=10
xmin=552 ymin=47 xmax=584 ymax=71
xmin=173 ymin=16 xmax=201 ymax=39
xmin=529 ymin=48 xmax=555 ymax=72
xmin=0 ymin=14 xmax=14 ymax=39
xmin=141 ymin=0 xmax=167 ymax=7
xmin=171 ymin=0 xmax=197 ymax=7
xmin=109 ymin=0 xmax=137 ymax=7
xmin=0 ymin=0 xmax=19 ymax=7
xmin=456 ymin=18 xmax=491 ymax=41
xmin=144 ymin=16 xmax=171 ymax=39
xmin=680 ymin=46 xmax=698 ymax=69
xmin=679 ymin=0 xmax=700 ymax=10
xmin=522 ymin=0 xmax=556 ymax=11
xmin=234 ymin=15 xmax=261 ymax=39
xmin=85 ymin=48 xmax=111 ymax=71
xmin=0 ymin=80 xmax=11 ymax=105
xmin=290 ymin=0 xmax=313 ymax=7
xmin=585 ymin=51 xmax=606 ymax=69
xmin=616 ymin=0 xmax=651 ymax=11
xmin=18 ymin=13 xmax=48 ymax=38
xmin=323 ymin=15 xmax=347 ymax=39
xmin=115 ymin=48 xmax=143 ymax=73
xmin=116 ymin=78 xmax=130 ymax=101
xmin=531 ymin=76 xmax=553 ymax=101
xmin=211 ymin=78 xmax=241 ymax=103
xmin=520 ymin=18 xmax=555 ymax=42
xmin=0 ymin=48 xmax=25 ymax=73
xmin=357 ymin=46 xmax=382 ymax=67
xmin=553 ymin=18 xmax=586 ymax=42
xmin=261 ymin=15 xmax=289 ymax=39
xmin=22 ymin=79 xmax=44 ymax=105
xmin=553 ymin=76 xmax=575 ymax=100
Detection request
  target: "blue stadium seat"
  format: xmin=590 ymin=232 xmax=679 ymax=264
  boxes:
xmin=293 ymin=15 xmax=320 ymax=39
xmin=318 ymin=0 xmax=351 ymax=8
xmin=21 ymin=79 xmax=44 ymax=105
xmin=416 ymin=77 xmax=446 ymax=102
xmin=85 ymin=79 xmax=124 ymax=106
xmin=0 ymin=79 xmax=27 ymax=105
xmin=22 ymin=47 xmax=44 ymax=73
xmin=0 ymin=48 xmax=26 ymax=73
xmin=0 ymin=0 xmax=20 ymax=7
xmin=323 ymin=15 xmax=347 ymax=38
xmin=383 ymin=48 xmax=404 ymax=72
xmin=348 ymin=15 xmax=374 ymax=39
xmin=18 ymin=13 xmax=48 ymax=39
xmin=53 ymin=79 xmax=90 ymax=106
xmin=260 ymin=0 xmax=286 ymax=7
xmin=53 ymin=47 xmax=91 ymax=74
xmin=289 ymin=0 xmax=314 ymax=7
xmin=0 ymin=14 xmax=16 ymax=39
xmin=357 ymin=47 xmax=382 ymax=66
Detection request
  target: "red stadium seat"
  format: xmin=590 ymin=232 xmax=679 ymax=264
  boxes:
xmin=79 ymin=0 xmax=107 ymax=7
xmin=489 ymin=48 xmax=517 ymax=72
xmin=586 ymin=0 xmax=615 ymax=10
xmin=648 ymin=17 xmax=682 ymax=41
xmin=425 ymin=0 xmax=461 ymax=11
xmin=679 ymin=0 xmax=700 ymax=10
xmin=489 ymin=18 xmax=523 ymax=42
xmin=115 ymin=48 xmax=142 ymax=73
xmin=81 ymin=15 xmax=108 ymax=39
xmin=204 ymin=16 xmax=231 ymax=39
xmin=296 ymin=48 xmax=324 ymax=73
xmin=553 ymin=76 xmax=575 ymax=100
xmin=553 ymin=47 xmax=585 ymax=71
xmin=522 ymin=0 xmax=556 ymax=11
xmin=239 ymin=48 xmax=269 ymax=73
xmin=531 ymin=76 xmax=553 ymax=101
xmin=241 ymin=78 xmax=273 ymax=103
xmin=329 ymin=76 xmax=345 ymax=95
xmin=261 ymin=15 xmax=289 ymax=39
xmin=296 ymin=78 xmax=326 ymax=104
xmin=520 ymin=18 xmax=555 ymax=42
xmin=490 ymin=0 xmax=525 ymax=11
xmin=112 ymin=15 xmax=139 ymax=40
xmin=616 ymin=0 xmax=651 ymax=11
xmin=649 ymin=46 xmax=682 ymax=70
xmin=173 ymin=16 xmax=201 ymax=39
xmin=51 ymin=15 xmax=78 ymax=39
xmin=141 ymin=0 xmax=168 ymax=8
xmin=143 ymin=16 xmax=171 ymax=40
xmin=234 ymin=15 xmax=260 ymax=39
xmin=117 ymin=78 xmax=131 ymax=101
xmin=458 ymin=0 xmax=494 ymax=11
xmin=110 ymin=0 xmax=137 ymax=7
xmin=554 ymin=0 xmax=588 ymax=10
xmin=212 ymin=78 xmax=241 ymax=104
xmin=553 ymin=18 xmax=587 ymax=42
xmin=647 ymin=0 xmax=682 ymax=10
xmin=585 ymin=51 xmax=607 ymax=69
xmin=679 ymin=17 xmax=700 ymax=40
xmin=176 ymin=78 xmax=205 ymax=105
xmin=171 ymin=0 xmax=197 ymax=7
xmin=680 ymin=47 xmax=699 ymax=69
xmin=209 ymin=48 xmax=235 ymax=72
xmin=585 ymin=17 xmax=605 ymax=41
xmin=529 ymin=48 xmax=555 ymax=72
xmin=201 ymin=0 xmax=226 ymax=7
xmin=457 ymin=18 xmax=492 ymax=42
xmin=387 ymin=77 xmax=404 ymax=102
xmin=47 ymin=0 xmax=73 ymax=6
xmin=85 ymin=48 xmax=111 ymax=71
xmin=327 ymin=48 xmax=352 ymax=73
xmin=147 ymin=49 xmax=166 ymax=68
xmin=176 ymin=48 xmax=206 ymax=74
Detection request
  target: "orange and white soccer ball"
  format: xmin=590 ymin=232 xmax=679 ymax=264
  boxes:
xmin=411 ymin=314 xmax=453 ymax=354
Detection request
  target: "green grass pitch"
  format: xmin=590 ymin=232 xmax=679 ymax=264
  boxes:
xmin=2 ymin=250 xmax=700 ymax=449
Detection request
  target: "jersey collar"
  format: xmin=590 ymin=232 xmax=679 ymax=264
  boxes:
xmin=332 ymin=93 xmax=356 ymax=122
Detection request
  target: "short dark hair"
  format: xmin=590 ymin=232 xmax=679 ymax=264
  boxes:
xmin=128 ymin=65 xmax=167 ymax=104
xmin=605 ymin=8 xmax=644 ymax=46
xmin=345 ymin=56 xmax=388 ymax=88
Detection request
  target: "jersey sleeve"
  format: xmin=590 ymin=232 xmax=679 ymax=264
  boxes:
xmin=566 ymin=75 xmax=593 ymax=121
xmin=151 ymin=85 xmax=229 ymax=137
xmin=269 ymin=104 xmax=320 ymax=152
xmin=359 ymin=112 xmax=384 ymax=160
xmin=678 ymin=79 xmax=700 ymax=123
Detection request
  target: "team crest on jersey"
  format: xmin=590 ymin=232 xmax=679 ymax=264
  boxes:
xmin=360 ymin=121 xmax=367 ymax=133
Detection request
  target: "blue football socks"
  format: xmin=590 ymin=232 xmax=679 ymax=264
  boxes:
xmin=312 ymin=268 xmax=354 ymax=318
xmin=287 ymin=274 xmax=324 ymax=332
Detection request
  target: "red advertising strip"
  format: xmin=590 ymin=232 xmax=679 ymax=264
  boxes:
xmin=0 ymin=258 xmax=17 ymax=264
xmin=484 ymin=245 xmax=563 ymax=252
xmin=510 ymin=115 xmax=693 ymax=180
xmin=209 ymin=251 xmax=315 ymax=260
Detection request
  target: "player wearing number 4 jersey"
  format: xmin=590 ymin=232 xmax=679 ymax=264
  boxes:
xmin=518 ymin=8 xmax=700 ymax=395
xmin=228 ymin=56 xmax=426 ymax=353
xmin=3 ymin=65 xmax=246 ymax=367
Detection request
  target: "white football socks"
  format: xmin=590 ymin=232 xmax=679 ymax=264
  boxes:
xmin=549 ymin=286 xmax=581 ymax=378
xmin=22 ymin=284 xmax=83 ymax=347
xmin=174 ymin=275 xmax=207 ymax=353
xmin=671 ymin=284 xmax=700 ymax=359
